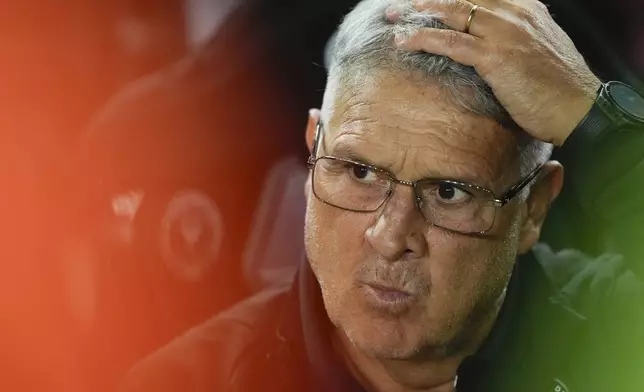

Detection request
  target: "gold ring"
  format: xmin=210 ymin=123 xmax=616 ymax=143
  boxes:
xmin=464 ymin=4 xmax=479 ymax=34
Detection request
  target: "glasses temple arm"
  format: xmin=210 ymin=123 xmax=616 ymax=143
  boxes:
xmin=498 ymin=165 xmax=545 ymax=204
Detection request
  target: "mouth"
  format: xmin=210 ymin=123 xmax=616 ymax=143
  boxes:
xmin=366 ymin=283 xmax=412 ymax=297
xmin=361 ymin=282 xmax=418 ymax=314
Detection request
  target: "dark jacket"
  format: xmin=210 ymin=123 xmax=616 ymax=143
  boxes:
xmin=117 ymin=245 xmax=644 ymax=392
xmin=117 ymin=110 xmax=644 ymax=392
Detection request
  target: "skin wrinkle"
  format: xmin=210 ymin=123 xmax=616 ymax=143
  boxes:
xmin=306 ymin=68 xmax=551 ymax=391
xmin=301 ymin=0 xmax=576 ymax=387
xmin=329 ymin=0 xmax=560 ymax=169
xmin=330 ymin=116 xmax=505 ymax=188
xmin=327 ymin=72 xmax=518 ymax=189
xmin=332 ymin=81 xmax=377 ymax=128
xmin=330 ymin=134 xmax=398 ymax=170
xmin=303 ymin=54 xmax=566 ymax=389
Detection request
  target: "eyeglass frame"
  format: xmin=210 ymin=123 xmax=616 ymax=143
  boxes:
xmin=307 ymin=120 xmax=544 ymax=234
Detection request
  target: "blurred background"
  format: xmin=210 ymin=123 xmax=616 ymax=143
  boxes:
xmin=0 ymin=0 xmax=641 ymax=391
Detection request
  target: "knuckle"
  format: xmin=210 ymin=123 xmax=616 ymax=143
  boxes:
xmin=445 ymin=30 xmax=461 ymax=48
xmin=533 ymin=1 xmax=550 ymax=14
xmin=516 ymin=6 xmax=532 ymax=20
xmin=507 ymin=3 xmax=535 ymax=22
xmin=506 ymin=2 xmax=523 ymax=16
xmin=502 ymin=3 xmax=543 ymax=33
xmin=451 ymin=0 xmax=470 ymax=14
xmin=518 ymin=3 xmax=546 ymax=23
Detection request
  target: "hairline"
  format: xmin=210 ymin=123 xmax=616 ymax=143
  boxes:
xmin=322 ymin=0 xmax=553 ymax=177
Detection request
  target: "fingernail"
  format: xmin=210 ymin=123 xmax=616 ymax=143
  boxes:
xmin=385 ymin=4 xmax=405 ymax=21
xmin=411 ymin=0 xmax=426 ymax=10
xmin=394 ymin=33 xmax=407 ymax=45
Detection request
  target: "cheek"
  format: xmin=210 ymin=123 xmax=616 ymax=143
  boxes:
xmin=424 ymin=224 xmax=519 ymax=303
xmin=304 ymin=200 xmax=372 ymax=295
xmin=425 ymin=233 xmax=486 ymax=292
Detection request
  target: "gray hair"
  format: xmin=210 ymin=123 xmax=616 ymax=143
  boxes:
xmin=323 ymin=0 xmax=553 ymax=177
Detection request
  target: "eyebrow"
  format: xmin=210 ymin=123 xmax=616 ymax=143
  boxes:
xmin=328 ymin=143 xmax=378 ymax=166
xmin=321 ymin=126 xmax=495 ymax=190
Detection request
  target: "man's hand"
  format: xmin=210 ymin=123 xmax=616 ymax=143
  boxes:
xmin=386 ymin=0 xmax=602 ymax=146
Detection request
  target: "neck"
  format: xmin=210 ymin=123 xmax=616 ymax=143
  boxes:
xmin=333 ymin=292 xmax=506 ymax=392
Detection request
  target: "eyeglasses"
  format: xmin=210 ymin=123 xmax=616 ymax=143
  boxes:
xmin=307 ymin=121 xmax=543 ymax=234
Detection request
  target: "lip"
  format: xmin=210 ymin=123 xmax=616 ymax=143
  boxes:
xmin=361 ymin=282 xmax=418 ymax=315
xmin=367 ymin=282 xmax=412 ymax=296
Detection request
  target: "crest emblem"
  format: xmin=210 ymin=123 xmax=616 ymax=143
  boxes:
xmin=553 ymin=378 xmax=569 ymax=392
xmin=160 ymin=190 xmax=224 ymax=282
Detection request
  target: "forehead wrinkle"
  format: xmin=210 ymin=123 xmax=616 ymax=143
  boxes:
xmin=385 ymin=116 xmax=502 ymax=182
xmin=329 ymin=88 xmax=378 ymax=130
xmin=325 ymin=71 xmax=520 ymax=188
xmin=418 ymin=140 xmax=511 ymax=190
xmin=411 ymin=115 xmax=519 ymax=185
xmin=329 ymin=115 xmax=506 ymax=187
xmin=328 ymin=131 xmax=398 ymax=169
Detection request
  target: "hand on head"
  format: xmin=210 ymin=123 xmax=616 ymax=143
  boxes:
xmin=386 ymin=0 xmax=602 ymax=146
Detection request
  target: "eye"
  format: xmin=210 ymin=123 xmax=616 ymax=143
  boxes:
xmin=436 ymin=183 xmax=471 ymax=203
xmin=349 ymin=164 xmax=380 ymax=184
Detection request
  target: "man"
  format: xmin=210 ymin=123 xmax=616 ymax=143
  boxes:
xmin=118 ymin=0 xmax=644 ymax=391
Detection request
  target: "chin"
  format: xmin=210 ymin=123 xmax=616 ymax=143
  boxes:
xmin=338 ymin=306 xmax=461 ymax=361
xmin=352 ymin=328 xmax=457 ymax=361
xmin=350 ymin=333 xmax=422 ymax=360
xmin=341 ymin=316 xmax=425 ymax=360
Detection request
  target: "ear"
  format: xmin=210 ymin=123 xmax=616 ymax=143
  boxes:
xmin=517 ymin=161 xmax=564 ymax=254
xmin=306 ymin=109 xmax=321 ymax=153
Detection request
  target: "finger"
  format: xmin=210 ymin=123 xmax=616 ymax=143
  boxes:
xmin=429 ymin=0 xmax=505 ymax=11
xmin=395 ymin=28 xmax=485 ymax=68
xmin=409 ymin=0 xmax=500 ymax=37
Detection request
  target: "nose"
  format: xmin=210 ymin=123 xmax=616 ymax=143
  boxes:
xmin=365 ymin=184 xmax=428 ymax=261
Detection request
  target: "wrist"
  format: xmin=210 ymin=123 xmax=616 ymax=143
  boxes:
xmin=557 ymin=80 xmax=644 ymax=213
xmin=557 ymin=78 xmax=603 ymax=146
xmin=565 ymin=81 xmax=644 ymax=145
